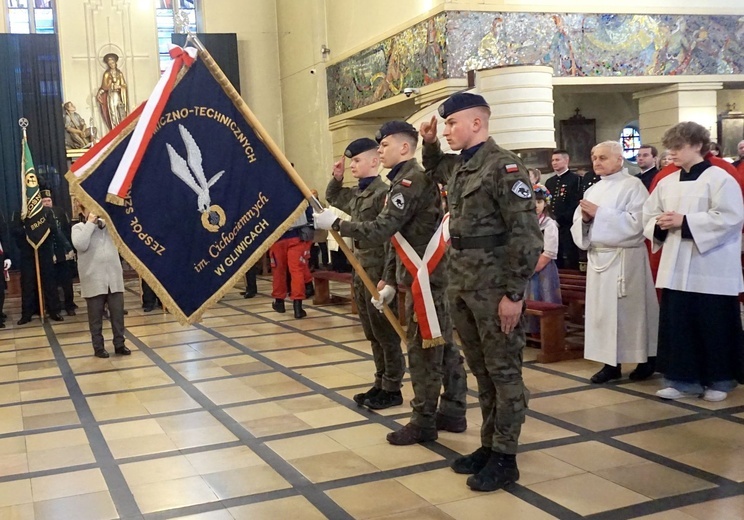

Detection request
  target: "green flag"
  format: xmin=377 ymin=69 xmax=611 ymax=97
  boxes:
xmin=20 ymin=137 xmax=50 ymax=248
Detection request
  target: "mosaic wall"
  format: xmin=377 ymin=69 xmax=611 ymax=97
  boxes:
xmin=326 ymin=13 xmax=447 ymax=117
xmin=326 ymin=11 xmax=744 ymax=117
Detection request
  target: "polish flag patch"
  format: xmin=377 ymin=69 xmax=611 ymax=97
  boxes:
xmin=505 ymin=164 xmax=519 ymax=173
xmin=400 ymin=179 xmax=412 ymax=187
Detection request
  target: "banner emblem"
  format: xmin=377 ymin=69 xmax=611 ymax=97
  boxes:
xmin=166 ymin=124 xmax=226 ymax=232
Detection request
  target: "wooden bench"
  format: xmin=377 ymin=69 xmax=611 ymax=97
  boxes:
xmin=312 ymin=271 xmax=357 ymax=314
xmin=524 ymin=300 xmax=581 ymax=363
xmin=558 ymin=269 xmax=586 ymax=324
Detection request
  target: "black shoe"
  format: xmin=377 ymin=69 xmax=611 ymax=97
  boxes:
xmin=17 ymin=316 xmax=32 ymax=325
xmin=353 ymin=386 xmax=380 ymax=406
xmin=114 ymin=346 xmax=131 ymax=355
xmin=1 ymin=312 xmax=7 ymax=318
xmin=143 ymin=305 xmax=154 ymax=313
xmin=466 ymin=452 xmax=519 ymax=492
xmin=293 ymin=300 xmax=307 ymax=319
xmin=386 ymin=423 xmax=437 ymax=445
xmin=49 ymin=313 xmax=64 ymax=322
xmin=243 ymin=290 xmax=257 ymax=299
xmin=629 ymin=358 xmax=656 ymax=381
xmin=71 ymin=303 xmax=79 ymax=310
xmin=590 ymin=364 xmax=622 ymax=384
xmin=66 ymin=308 xmax=76 ymax=317
xmin=365 ymin=389 xmax=403 ymax=410
xmin=123 ymin=310 xmax=129 ymax=315
xmin=272 ymin=299 xmax=286 ymax=313
xmin=436 ymin=413 xmax=467 ymax=433
xmin=452 ymin=446 xmax=492 ymax=475
xmin=305 ymin=282 xmax=315 ymax=298
xmin=94 ymin=349 xmax=110 ymax=359
xmin=0 ymin=322 xmax=5 ymax=329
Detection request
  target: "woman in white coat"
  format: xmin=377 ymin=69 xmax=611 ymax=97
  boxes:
xmin=72 ymin=202 xmax=130 ymax=358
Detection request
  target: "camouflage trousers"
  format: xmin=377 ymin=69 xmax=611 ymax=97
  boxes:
xmin=406 ymin=285 xmax=468 ymax=429
xmin=353 ymin=269 xmax=405 ymax=392
xmin=449 ymin=287 xmax=528 ymax=454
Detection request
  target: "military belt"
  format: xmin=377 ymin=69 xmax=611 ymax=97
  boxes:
xmin=353 ymin=240 xmax=377 ymax=250
xmin=450 ymin=234 xmax=506 ymax=250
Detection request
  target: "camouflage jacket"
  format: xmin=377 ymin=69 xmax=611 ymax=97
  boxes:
xmin=338 ymin=158 xmax=447 ymax=288
xmin=422 ymin=137 xmax=542 ymax=293
xmin=325 ymin=175 xmax=390 ymax=270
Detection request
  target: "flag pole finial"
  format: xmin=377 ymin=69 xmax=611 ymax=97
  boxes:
xmin=18 ymin=117 xmax=29 ymax=139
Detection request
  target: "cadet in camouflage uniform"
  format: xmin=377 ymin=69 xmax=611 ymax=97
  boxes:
xmin=326 ymin=138 xmax=405 ymax=409
xmin=315 ymin=121 xmax=468 ymax=445
xmin=421 ymin=93 xmax=542 ymax=491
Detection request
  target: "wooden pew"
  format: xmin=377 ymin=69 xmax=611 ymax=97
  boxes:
xmin=525 ymin=300 xmax=580 ymax=363
xmin=312 ymin=271 xmax=357 ymax=314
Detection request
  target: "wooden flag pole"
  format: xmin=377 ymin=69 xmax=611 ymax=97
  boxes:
xmin=33 ymin=249 xmax=44 ymax=324
xmin=189 ymin=35 xmax=408 ymax=346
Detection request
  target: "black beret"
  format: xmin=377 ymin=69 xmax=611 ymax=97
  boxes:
xmin=40 ymin=189 xmax=52 ymax=199
xmin=375 ymin=121 xmax=418 ymax=143
xmin=438 ymin=92 xmax=490 ymax=118
xmin=344 ymin=138 xmax=378 ymax=158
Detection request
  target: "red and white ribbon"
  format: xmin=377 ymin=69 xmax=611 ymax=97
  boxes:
xmin=391 ymin=213 xmax=450 ymax=346
xmin=105 ymin=45 xmax=197 ymax=203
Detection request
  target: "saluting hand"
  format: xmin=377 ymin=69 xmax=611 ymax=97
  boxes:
xmin=498 ymin=296 xmax=523 ymax=335
xmin=332 ymin=157 xmax=345 ymax=181
xmin=419 ymin=115 xmax=438 ymax=144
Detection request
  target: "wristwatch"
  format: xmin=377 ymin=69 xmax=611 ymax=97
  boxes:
xmin=506 ymin=291 xmax=523 ymax=302
xmin=331 ymin=218 xmax=342 ymax=232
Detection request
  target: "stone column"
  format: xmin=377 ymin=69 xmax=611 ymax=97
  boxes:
xmin=476 ymin=65 xmax=556 ymax=150
xmin=634 ymin=83 xmax=723 ymax=149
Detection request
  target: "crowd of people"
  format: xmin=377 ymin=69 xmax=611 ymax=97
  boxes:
xmin=3 ymin=88 xmax=744 ymax=495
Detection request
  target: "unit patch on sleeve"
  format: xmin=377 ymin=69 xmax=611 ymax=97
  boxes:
xmin=511 ymin=180 xmax=532 ymax=199
xmin=391 ymin=193 xmax=406 ymax=209
xmin=505 ymin=164 xmax=520 ymax=173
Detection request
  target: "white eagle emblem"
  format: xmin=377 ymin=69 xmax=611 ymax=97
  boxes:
xmin=167 ymin=124 xmax=227 ymax=231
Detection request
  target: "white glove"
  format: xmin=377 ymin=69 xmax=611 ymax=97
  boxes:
xmin=371 ymin=285 xmax=396 ymax=312
xmin=3 ymin=259 xmax=10 ymax=270
xmin=313 ymin=210 xmax=338 ymax=231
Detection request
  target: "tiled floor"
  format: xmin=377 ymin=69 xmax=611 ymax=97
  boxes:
xmin=1 ymin=278 xmax=744 ymax=519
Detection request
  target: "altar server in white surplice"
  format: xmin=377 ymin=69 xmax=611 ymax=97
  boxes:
xmin=643 ymin=122 xmax=744 ymax=403
xmin=571 ymin=141 xmax=659 ymax=385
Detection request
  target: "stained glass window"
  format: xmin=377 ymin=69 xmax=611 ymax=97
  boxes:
xmin=6 ymin=0 xmax=55 ymax=33
xmin=156 ymin=0 xmax=199 ymax=72
xmin=621 ymin=126 xmax=641 ymax=161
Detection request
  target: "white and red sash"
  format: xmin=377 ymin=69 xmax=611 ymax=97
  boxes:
xmin=391 ymin=213 xmax=450 ymax=348
xmin=72 ymin=45 xmax=197 ymax=204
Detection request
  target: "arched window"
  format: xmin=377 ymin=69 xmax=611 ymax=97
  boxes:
xmin=5 ymin=0 xmax=55 ymax=33
xmin=621 ymin=125 xmax=641 ymax=162
xmin=156 ymin=0 xmax=200 ymax=72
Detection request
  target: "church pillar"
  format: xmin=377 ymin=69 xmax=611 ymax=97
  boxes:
xmin=476 ymin=65 xmax=556 ymax=151
xmin=634 ymin=83 xmax=723 ymax=150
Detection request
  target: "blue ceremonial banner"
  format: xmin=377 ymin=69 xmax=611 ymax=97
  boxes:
xmin=66 ymin=51 xmax=308 ymax=324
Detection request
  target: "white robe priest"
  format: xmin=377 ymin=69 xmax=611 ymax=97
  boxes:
xmin=571 ymin=170 xmax=658 ymax=366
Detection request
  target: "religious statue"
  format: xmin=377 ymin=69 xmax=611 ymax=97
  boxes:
xmin=96 ymin=52 xmax=128 ymax=131
xmin=63 ymin=101 xmax=93 ymax=149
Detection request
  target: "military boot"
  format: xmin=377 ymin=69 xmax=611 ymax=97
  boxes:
xmin=466 ymin=452 xmax=519 ymax=492
xmin=451 ymin=446 xmax=491 ymax=474
xmin=386 ymin=423 xmax=437 ymax=445
xmin=353 ymin=386 xmax=380 ymax=406
xmin=293 ymin=300 xmax=307 ymax=319
xmin=436 ymin=413 xmax=467 ymax=433
xmin=365 ymin=389 xmax=403 ymax=410
xmin=272 ymin=299 xmax=286 ymax=313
